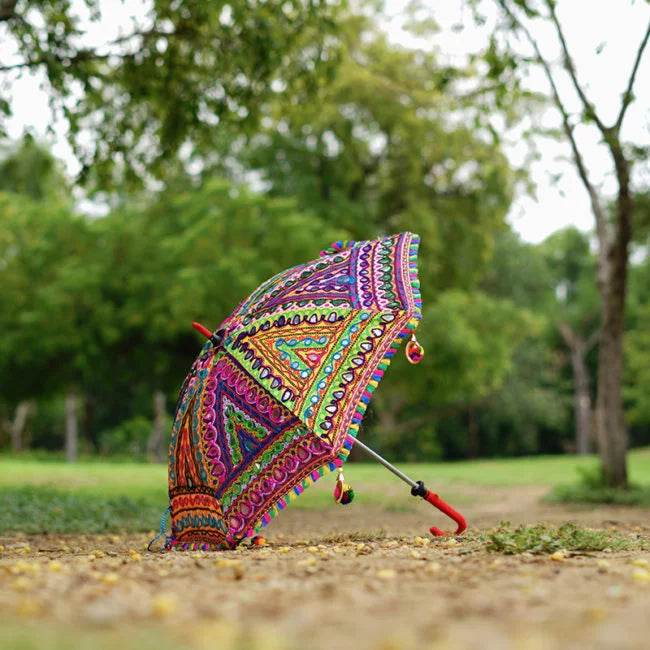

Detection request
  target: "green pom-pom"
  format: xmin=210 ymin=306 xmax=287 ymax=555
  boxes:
xmin=340 ymin=488 xmax=355 ymax=505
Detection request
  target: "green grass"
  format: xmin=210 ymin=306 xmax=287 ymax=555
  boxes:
xmin=0 ymin=623 xmax=196 ymax=650
xmin=0 ymin=457 xmax=168 ymax=534
xmin=546 ymin=482 xmax=650 ymax=507
xmin=1 ymin=448 xmax=648 ymax=534
xmin=484 ymin=521 xmax=650 ymax=555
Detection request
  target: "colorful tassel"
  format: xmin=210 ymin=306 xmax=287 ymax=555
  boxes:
xmin=406 ymin=333 xmax=424 ymax=364
xmin=334 ymin=468 xmax=355 ymax=505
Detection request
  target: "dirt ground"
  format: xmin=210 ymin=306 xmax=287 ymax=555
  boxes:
xmin=1 ymin=487 xmax=650 ymax=650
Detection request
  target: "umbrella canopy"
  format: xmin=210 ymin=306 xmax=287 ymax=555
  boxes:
xmin=167 ymin=231 xmax=422 ymax=550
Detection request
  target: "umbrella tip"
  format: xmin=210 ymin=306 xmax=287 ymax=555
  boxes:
xmin=191 ymin=321 xmax=212 ymax=340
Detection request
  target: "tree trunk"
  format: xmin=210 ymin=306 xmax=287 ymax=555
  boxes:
xmin=595 ymin=269 xmax=629 ymax=486
xmin=558 ymin=324 xmax=595 ymax=455
xmin=594 ymin=142 xmax=632 ymax=488
xmin=83 ymin=394 xmax=98 ymax=451
xmin=10 ymin=400 xmax=32 ymax=452
xmin=467 ymin=407 xmax=480 ymax=459
xmin=572 ymin=346 xmax=593 ymax=456
xmin=595 ymin=325 xmax=628 ymax=486
xmin=147 ymin=390 xmax=167 ymax=463
xmin=65 ymin=391 xmax=78 ymax=463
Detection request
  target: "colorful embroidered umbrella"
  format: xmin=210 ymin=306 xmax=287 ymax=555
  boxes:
xmin=162 ymin=231 xmax=465 ymax=551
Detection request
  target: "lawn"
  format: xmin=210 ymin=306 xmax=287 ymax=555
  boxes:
xmin=1 ymin=448 xmax=649 ymax=534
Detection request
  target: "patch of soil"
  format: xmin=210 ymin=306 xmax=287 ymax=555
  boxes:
xmin=1 ymin=495 xmax=649 ymax=649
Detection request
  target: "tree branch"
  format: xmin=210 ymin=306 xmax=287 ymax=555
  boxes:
xmin=557 ymin=322 xmax=576 ymax=348
xmin=0 ymin=27 xmax=182 ymax=73
xmin=615 ymin=19 xmax=650 ymax=133
xmin=495 ymin=0 xmax=610 ymax=252
xmin=0 ymin=0 xmax=18 ymax=22
xmin=545 ymin=0 xmax=608 ymax=135
xmin=585 ymin=326 xmax=600 ymax=352
xmin=0 ymin=50 xmax=114 ymax=73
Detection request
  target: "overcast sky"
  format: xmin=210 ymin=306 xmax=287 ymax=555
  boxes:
xmin=2 ymin=0 xmax=649 ymax=244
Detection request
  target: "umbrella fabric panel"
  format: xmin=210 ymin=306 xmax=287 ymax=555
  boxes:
xmin=221 ymin=232 xmax=421 ymax=331
xmin=168 ymin=348 xmax=334 ymax=549
xmin=221 ymin=231 xmax=421 ymax=451
xmin=227 ymin=307 xmax=413 ymax=448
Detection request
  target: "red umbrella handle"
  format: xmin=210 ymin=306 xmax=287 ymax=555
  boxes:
xmin=423 ymin=490 xmax=467 ymax=536
xmin=350 ymin=440 xmax=467 ymax=538
xmin=411 ymin=481 xmax=467 ymax=536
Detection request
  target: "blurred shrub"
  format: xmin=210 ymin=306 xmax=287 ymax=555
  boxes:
xmin=98 ymin=416 xmax=170 ymax=459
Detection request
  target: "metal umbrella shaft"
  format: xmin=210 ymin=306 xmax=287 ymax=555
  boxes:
xmin=353 ymin=438 xmax=417 ymax=489
xmin=352 ymin=437 xmax=467 ymax=536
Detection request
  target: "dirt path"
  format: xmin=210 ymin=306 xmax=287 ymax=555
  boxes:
xmin=1 ymin=494 xmax=649 ymax=650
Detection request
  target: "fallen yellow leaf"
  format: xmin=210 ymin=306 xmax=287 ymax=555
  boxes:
xmin=215 ymin=558 xmax=242 ymax=568
xmin=12 ymin=577 xmax=32 ymax=591
xmin=15 ymin=598 xmax=41 ymax=616
xmin=100 ymin=572 xmax=120 ymax=585
xmin=632 ymin=568 xmax=650 ymax=584
xmin=151 ymin=594 xmax=178 ymax=618
xmin=424 ymin=562 xmax=442 ymax=574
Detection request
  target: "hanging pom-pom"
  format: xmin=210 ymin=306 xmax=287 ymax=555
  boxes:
xmin=334 ymin=468 xmax=355 ymax=505
xmin=339 ymin=487 xmax=355 ymax=504
xmin=251 ymin=535 xmax=267 ymax=547
xmin=406 ymin=333 xmax=424 ymax=364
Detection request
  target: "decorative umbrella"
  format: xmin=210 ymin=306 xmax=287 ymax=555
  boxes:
xmin=159 ymin=231 xmax=465 ymax=551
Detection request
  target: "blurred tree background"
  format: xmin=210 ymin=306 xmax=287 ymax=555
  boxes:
xmin=0 ymin=1 xmax=648 ymax=467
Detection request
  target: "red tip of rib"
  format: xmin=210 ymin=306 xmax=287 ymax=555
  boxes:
xmin=191 ymin=321 xmax=212 ymax=340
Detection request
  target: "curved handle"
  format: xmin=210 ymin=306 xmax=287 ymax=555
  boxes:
xmin=423 ymin=491 xmax=467 ymax=536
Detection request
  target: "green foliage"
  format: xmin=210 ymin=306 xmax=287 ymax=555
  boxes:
xmin=486 ymin=521 xmax=649 ymax=555
xmin=625 ymin=259 xmax=650 ymax=437
xmin=0 ymin=0 xmax=345 ymax=186
xmin=470 ymin=341 xmax=571 ymax=456
xmin=420 ymin=291 xmax=535 ymax=404
xmin=98 ymin=416 xmax=168 ymax=458
xmin=547 ymin=483 xmax=650 ymax=507
xmin=539 ymin=227 xmax=600 ymax=326
xmin=0 ymin=135 xmax=69 ymax=201
xmin=0 ymin=191 xmax=102 ymax=401
xmin=234 ymin=18 xmax=514 ymax=291
xmin=546 ymin=464 xmax=650 ymax=507
xmin=0 ymin=486 xmax=164 ymax=534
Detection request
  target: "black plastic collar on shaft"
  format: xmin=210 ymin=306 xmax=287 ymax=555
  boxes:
xmin=410 ymin=480 xmax=427 ymax=497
